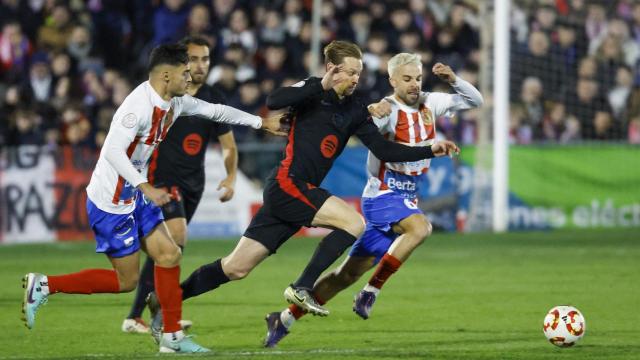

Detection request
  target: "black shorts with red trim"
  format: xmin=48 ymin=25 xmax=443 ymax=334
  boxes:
xmin=154 ymin=182 xmax=203 ymax=223
xmin=244 ymin=176 xmax=331 ymax=254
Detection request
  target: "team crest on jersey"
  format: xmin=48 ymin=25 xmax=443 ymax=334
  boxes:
xmin=420 ymin=104 xmax=433 ymax=125
xmin=121 ymin=113 xmax=138 ymax=128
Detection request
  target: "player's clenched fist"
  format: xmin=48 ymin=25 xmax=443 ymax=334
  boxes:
xmin=431 ymin=140 xmax=460 ymax=157
xmin=321 ymin=63 xmax=345 ymax=91
xmin=432 ymin=63 xmax=456 ymax=84
xmin=367 ymin=100 xmax=392 ymax=118
xmin=138 ymin=183 xmax=172 ymax=206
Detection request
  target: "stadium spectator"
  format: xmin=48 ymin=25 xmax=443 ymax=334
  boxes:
xmin=37 ymin=3 xmax=73 ymax=52
xmin=0 ymin=21 xmax=32 ymax=81
xmin=565 ymin=77 xmax=606 ymax=138
xmin=24 ymin=52 xmax=54 ymax=103
xmin=221 ymin=8 xmax=256 ymax=54
xmin=512 ymin=30 xmax=561 ymax=98
xmin=66 ymin=25 xmax=92 ymax=67
xmin=519 ymin=76 xmax=545 ymax=136
xmin=221 ymin=43 xmax=255 ymax=82
xmin=7 ymin=108 xmax=45 ymax=145
xmin=153 ymin=0 xmax=190 ymax=46
xmin=542 ymin=101 xmax=581 ymax=143
xmin=0 ymin=0 xmax=635 ymax=176
xmin=591 ymin=110 xmax=619 ymax=140
xmin=608 ymin=65 xmax=634 ymax=120
xmin=448 ymin=2 xmax=479 ymax=57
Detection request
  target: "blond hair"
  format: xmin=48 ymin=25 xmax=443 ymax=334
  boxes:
xmin=388 ymin=53 xmax=422 ymax=78
xmin=323 ymin=40 xmax=362 ymax=65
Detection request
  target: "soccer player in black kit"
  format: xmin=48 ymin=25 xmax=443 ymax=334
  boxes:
xmin=121 ymin=36 xmax=239 ymax=334
xmin=148 ymin=40 xmax=459 ymax=340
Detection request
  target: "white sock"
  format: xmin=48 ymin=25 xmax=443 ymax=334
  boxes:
xmin=280 ymin=309 xmax=296 ymax=329
xmin=363 ymin=284 xmax=381 ymax=296
xmin=162 ymin=330 xmax=185 ymax=342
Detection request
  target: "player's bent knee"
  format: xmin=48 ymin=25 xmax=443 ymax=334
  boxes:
xmin=221 ymin=257 xmax=252 ymax=280
xmin=154 ymin=247 xmax=182 ymax=267
xmin=119 ymin=275 xmax=139 ymax=292
xmin=223 ymin=265 xmax=251 ymax=280
xmin=344 ymin=213 xmax=366 ymax=238
xmin=405 ymin=215 xmax=432 ymax=244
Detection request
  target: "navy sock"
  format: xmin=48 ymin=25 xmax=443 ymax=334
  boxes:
xmin=181 ymin=258 xmax=230 ymax=301
xmin=293 ymin=229 xmax=357 ymax=289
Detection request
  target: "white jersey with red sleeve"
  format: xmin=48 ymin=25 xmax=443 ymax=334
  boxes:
xmin=362 ymin=76 xmax=483 ymax=200
xmin=86 ymin=81 xmax=263 ymax=214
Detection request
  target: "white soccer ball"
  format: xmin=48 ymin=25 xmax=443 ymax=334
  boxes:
xmin=542 ymin=305 xmax=586 ymax=347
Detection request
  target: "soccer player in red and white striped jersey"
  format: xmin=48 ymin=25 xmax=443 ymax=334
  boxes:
xmin=21 ymin=43 xmax=285 ymax=354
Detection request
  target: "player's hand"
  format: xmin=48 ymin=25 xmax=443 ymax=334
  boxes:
xmin=261 ymin=113 xmax=290 ymax=136
xmin=217 ymin=176 xmax=235 ymax=202
xmin=367 ymin=100 xmax=392 ymax=118
xmin=432 ymin=63 xmax=456 ymax=84
xmin=321 ymin=63 xmax=345 ymax=91
xmin=431 ymin=140 xmax=460 ymax=157
xmin=138 ymin=183 xmax=171 ymax=206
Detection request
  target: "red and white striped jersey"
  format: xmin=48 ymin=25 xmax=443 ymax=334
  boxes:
xmin=87 ymin=81 xmax=262 ymax=214
xmin=362 ymin=76 xmax=483 ymax=199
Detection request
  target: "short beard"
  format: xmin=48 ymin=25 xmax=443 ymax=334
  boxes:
xmin=401 ymin=93 xmax=419 ymax=106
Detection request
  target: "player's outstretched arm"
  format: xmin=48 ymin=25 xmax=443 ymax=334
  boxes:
xmin=179 ymin=96 xmax=287 ymax=135
xmin=431 ymin=140 xmax=460 ymax=157
xmin=356 ymin=119 xmax=435 ymax=161
xmin=265 ymin=64 xmax=342 ymax=110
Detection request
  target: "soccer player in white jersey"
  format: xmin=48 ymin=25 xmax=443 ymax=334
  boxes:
xmin=263 ymin=53 xmax=483 ymax=347
xmin=21 ymin=43 xmax=286 ymax=353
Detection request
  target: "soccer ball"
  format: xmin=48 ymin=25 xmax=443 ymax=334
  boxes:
xmin=542 ymin=305 xmax=586 ymax=347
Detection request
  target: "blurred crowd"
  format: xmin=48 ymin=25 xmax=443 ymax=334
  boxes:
xmin=0 ymin=0 xmax=638 ymax=152
xmin=510 ymin=0 xmax=640 ymax=144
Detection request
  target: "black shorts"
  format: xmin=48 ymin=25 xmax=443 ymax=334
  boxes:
xmin=154 ymin=183 xmax=203 ymax=223
xmin=244 ymin=176 xmax=332 ymax=254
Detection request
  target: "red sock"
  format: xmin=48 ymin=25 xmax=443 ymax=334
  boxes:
xmin=369 ymin=253 xmax=402 ymax=289
xmin=288 ymin=292 xmax=326 ymax=319
xmin=313 ymin=292 xmax=326 ymax=305
xmin=48 ymin=269 xmax=119 ymax=294
xmin=288 ymin=304 xmax=306 ymax=319
xmin=155 ymin=265 xmax=182 ymax=333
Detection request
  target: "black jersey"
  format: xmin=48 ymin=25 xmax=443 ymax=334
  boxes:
xmin=266 ymin=77 xmax=434 ymax=186
xmin=149 ymin=84 xmax=231 ymax=194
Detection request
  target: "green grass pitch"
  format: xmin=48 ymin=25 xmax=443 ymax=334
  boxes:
xmin=1 ymin=229 xmax=638 ymax=359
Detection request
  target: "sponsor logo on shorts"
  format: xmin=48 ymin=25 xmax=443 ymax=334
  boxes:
xmin=387 ymin=177 xmax=416 ymax=192
xmin=123 ymin=236 xmax=135 ymax=247
xmin=403 ymin=198 xmax=418 ymax=209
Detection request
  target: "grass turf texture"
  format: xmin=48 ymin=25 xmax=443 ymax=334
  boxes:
xmin=1 ymin=229 xmax=638 ymax=359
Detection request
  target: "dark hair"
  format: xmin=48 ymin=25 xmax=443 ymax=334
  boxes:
xmin=147 ymin=44 xmax=188 ymax=72
xmin=178 ymin=35 xmax=210 ymax=48
xmin=323 ymin=40 xmax=362 ymax=65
